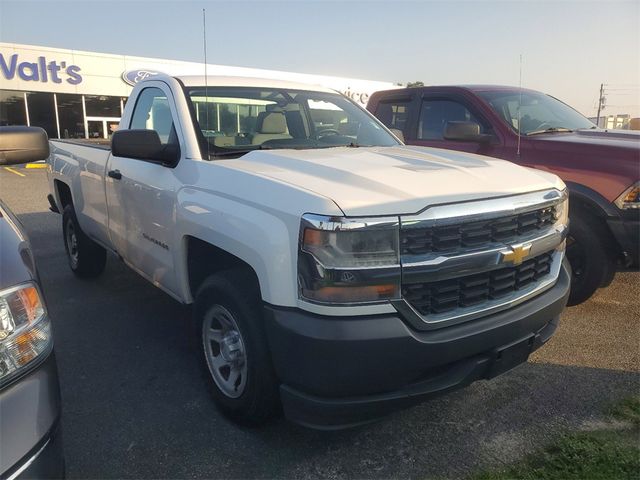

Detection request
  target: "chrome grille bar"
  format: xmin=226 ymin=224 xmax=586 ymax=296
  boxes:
xmin=396 ymin=189 xmax=567 ymax=329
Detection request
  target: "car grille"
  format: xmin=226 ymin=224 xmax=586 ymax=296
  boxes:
xmin=402 ymin=251 xmax=554 ymax=316
xmin=400 ymin=206 xmax=556 ymax=256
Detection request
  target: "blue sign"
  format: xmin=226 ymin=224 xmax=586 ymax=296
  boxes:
xmin=0 ymin=53 xmax=82 ymax=85
xmin=122 ymin=70 xmax=161 ymax=86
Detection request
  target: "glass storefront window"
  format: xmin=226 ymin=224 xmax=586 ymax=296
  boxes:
xmin=0 ymin=91 xmax=27 ymax=126
xmin=26 ymin=92 xmax=57 ymax=139
xmin=57 ymin=93 xmax=85 ymax=139
xmin=2 ymin=90 xmax=125 ymax=140
xmin=87 ymin=120 xmax=105 ymax=139
xmin=84 ymin=95 xmax=122 ymax=117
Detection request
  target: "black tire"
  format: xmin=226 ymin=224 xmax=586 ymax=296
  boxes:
xmin=194 ymin=268 xmax=279 ymax=425
xmin=566 ymin=209 xmax=616 ymax=306
xmin=62 ymin=205 xmax=107 ymax=278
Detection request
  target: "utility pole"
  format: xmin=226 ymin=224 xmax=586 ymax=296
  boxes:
xmin=596 ymin=83 xmax=605 ymax=127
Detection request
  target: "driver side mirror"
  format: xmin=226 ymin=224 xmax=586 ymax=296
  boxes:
xmin=443 ymin=121 xmax=493 ymax=143
xmin=112 ymin=129 xmax=180 ymax=167
xmin=0 ymin=126 xmax=49 ymax=165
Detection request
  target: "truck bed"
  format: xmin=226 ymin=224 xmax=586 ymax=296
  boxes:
xmin=52 ymin=138 xmax=111 ymax=149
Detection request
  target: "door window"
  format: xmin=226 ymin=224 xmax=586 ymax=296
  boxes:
xmin=375 ymin=99 xmax=411 ymax=135
xmin=418 ymin=99 xmax=485 ymax=140
xmin=130 ymin=87 xmax=177 ymax=146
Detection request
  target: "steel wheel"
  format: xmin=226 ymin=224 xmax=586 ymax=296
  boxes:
xmin=65 ymin=218 xmax=79 ymax=269
xmin=202 ymin=304 xmax=248 ymax=398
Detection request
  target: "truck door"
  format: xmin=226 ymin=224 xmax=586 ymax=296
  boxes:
xmin=105 ymin=83 xmax=184 ymax=299
xmin=411 ymin=96 xmax=503 ymax=157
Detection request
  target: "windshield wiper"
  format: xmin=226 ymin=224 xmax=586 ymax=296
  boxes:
xmin=209 ymin=142 xmax=371 ymax=159
xmin=210 ymin=147 xmax=263 ymax=159
xmin=322 ymin=142 xmax=370 ymax=148
xmin=526 ymin=127 xmax=574 ymax=136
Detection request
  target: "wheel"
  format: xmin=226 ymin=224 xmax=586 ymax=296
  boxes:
xmin=194 ymin=269 xmax=279 ymax=425
xmin=565 ymin=209 xmax=616 ymax=306
xmin=62 ymin=205 xmax=107 ymax=278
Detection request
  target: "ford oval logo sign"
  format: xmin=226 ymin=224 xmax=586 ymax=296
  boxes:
xmin=122 ymin=70 xmax=161 ymax=86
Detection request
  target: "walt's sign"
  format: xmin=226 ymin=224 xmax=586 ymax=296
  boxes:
xmin=0 ymin=53 xmax=82 ymax=85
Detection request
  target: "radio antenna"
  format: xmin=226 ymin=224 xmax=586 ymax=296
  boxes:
xmin=203 ymin=8 xmax=210 ymax=158
xmin=517 ymin=54 xmax=522 ymax=157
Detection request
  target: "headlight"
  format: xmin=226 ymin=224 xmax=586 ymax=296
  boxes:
xmin=0 ymin=282 xmax=52 ymax=387
xmin=615 ymin=182 xmax=640 ymax=210
xmin=298 ymin=214 xmax=401 ymax=304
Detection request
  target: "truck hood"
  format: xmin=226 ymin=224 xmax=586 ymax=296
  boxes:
xmin=530 ymin=128 xmax=640 ymax=151
xmin=221 ymin=146 xmax=565 ymax=216
xmin=527 ymin=128 xmax=639 ymax=200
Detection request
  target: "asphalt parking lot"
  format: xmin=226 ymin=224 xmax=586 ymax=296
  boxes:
xmin=1 ymin=165 xmax=639 ymax=479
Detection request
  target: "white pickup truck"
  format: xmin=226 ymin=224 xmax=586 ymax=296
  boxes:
xmin=46 ymin=75 xmax=570 ymax=429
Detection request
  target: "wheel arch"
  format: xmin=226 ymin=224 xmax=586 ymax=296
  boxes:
xmin=183 ymin=235 xmax=263 ymax=304
xmin=53 ymin=179 xmax=73 ymax=211
xmin=565 ymin=181 xmax=619 ymax=219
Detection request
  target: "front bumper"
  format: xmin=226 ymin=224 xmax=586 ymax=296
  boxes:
xmin=0 ymin=352 xmax=64 ymax=479
xmin=264 ymin=259 xmax=570 ymax=429
xmin=608 ymin=210 xmax=639 ymax=266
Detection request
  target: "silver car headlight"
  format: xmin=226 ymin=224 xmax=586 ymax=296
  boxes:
xmin=298 ymin=214 xmax=401 ymax=304
xmin=0 ymin=282 xmax=52 ymax=387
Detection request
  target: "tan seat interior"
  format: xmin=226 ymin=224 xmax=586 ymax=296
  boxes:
xmin=251 ymin=112 xmax=292 ymax=145
xmin=212 ymin=136 xmax=237 ymax=147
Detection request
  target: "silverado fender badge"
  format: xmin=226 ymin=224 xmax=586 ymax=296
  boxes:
xmin=142 ymin=232 xmax=169 ymax=251
xmin=500 ymin=243 xmax=533 ymax=266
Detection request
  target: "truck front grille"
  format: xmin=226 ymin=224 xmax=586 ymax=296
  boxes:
xmin=400 ymin=206 xmax=556 ymax=256
xmin=402 ymin=251 xmax=554 ymax=316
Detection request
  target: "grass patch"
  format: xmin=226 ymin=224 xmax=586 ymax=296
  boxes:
xmin=475 ymin=397 xmax=640 ymax=480
xmin=611 ymin=396 xmax=640 ymax=427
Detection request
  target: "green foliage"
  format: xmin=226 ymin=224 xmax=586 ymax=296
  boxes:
xmin=474 ymin=397 xmax=640 ymax=480
xmin=611 ymin=396 xmax=640 ymax=426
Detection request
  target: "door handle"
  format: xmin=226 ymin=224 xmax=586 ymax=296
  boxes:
xmin=108 ymin=169 xmax=122 ymax=180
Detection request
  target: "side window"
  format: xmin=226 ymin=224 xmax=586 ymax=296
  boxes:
xmin=418 ymin=99 xmax=485 ymax=140
xmin=130 ymin=87 xmax=177 ymax=146
xmin=375 ymin=100 xmax=410 ymax=134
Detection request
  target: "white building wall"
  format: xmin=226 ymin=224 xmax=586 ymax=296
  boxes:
xmin=0 ymin=42 xmax=396 ymax=104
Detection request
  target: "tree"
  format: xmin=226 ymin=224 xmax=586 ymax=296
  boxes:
xmin=406 ymin=81 xmax=425 ymax=88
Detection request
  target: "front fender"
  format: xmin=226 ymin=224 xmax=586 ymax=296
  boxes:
xmin=565 ymin=181 xmax=619 ymax=218
xmin=176 ymin=187 xmax=301 ymax=306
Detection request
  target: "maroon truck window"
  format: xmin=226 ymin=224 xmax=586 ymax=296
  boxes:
xmin=375 ymin=100 xmax=411 ymax=136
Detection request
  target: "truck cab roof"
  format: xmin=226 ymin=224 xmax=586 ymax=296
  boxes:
xmin=158 ymin=74 xmax=337 ymax=94
xmin=369 ymin=84 xmax=541 ymax=97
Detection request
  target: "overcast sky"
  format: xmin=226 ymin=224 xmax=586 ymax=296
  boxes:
xmin=1 ymin=0 xmax=638 ymax=117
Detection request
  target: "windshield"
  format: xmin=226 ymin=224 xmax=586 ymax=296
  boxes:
xmin=478 ymin=90 xmax=595 ymax=135
xmin=184 ymin=87 xmax=399 ymax=158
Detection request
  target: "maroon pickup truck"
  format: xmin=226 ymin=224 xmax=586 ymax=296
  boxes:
xmin=368 ymin=85 xmax=639 ymax=305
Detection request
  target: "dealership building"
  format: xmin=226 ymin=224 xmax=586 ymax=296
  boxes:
xmin=0 ymin=42 xmax=395 ymax=140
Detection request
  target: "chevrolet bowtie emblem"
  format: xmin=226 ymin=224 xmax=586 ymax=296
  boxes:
xmin=501 ymin=243 xmax=532 ymax=265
